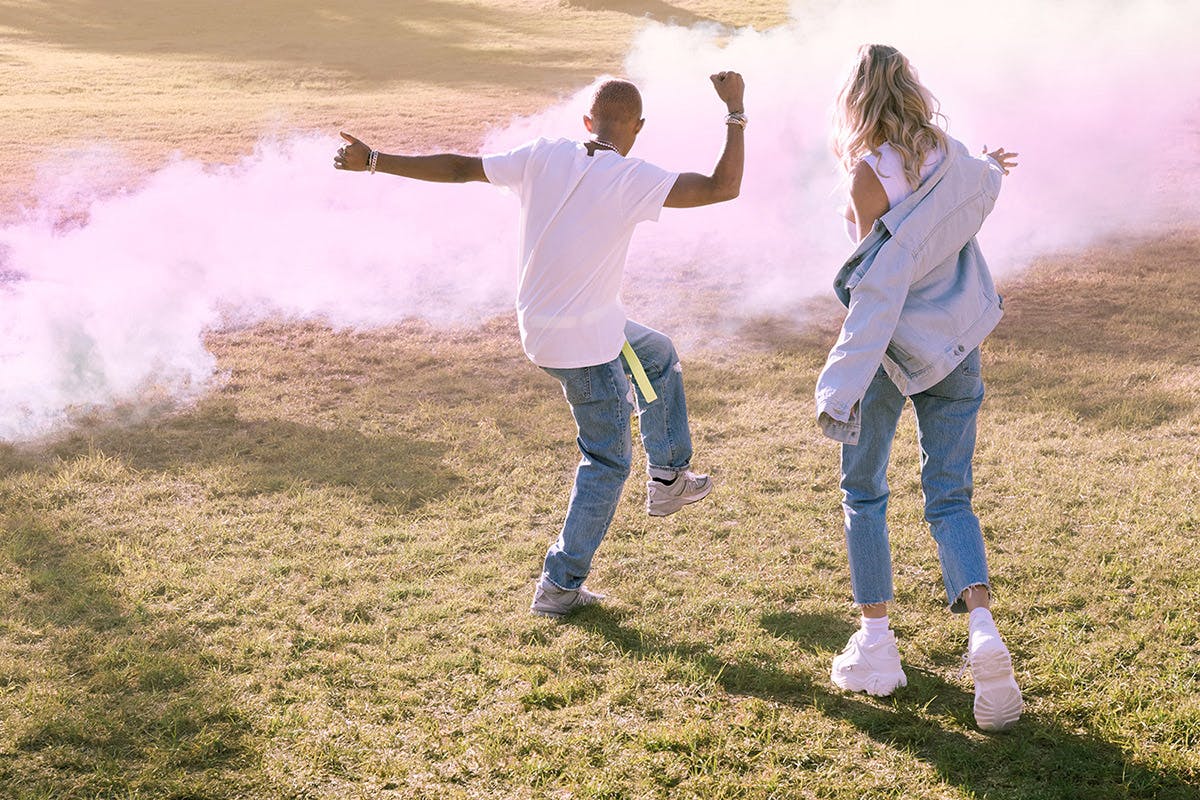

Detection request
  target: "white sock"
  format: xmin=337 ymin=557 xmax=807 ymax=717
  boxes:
xmin=861 ymin=614 xmax=890 ymax=642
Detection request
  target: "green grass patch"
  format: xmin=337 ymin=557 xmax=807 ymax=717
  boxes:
xmin=1 ymin=240 xmax=1199 ymax=798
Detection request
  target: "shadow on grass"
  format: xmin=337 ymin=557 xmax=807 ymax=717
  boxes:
xmin=982 ymin=235 xmax=1200 ymax=430
xmin=568 ymin=608 xmax=1197 ymax=800
xmin=0 ymin=513 xmax=257 ymax=798
xmin=561 ymin=0 xmax=719 ymax=26
xmin=34 ymin=400 xmax=463 ymax=510
xmin=993 ymin=236 xmax=1200 ymax=367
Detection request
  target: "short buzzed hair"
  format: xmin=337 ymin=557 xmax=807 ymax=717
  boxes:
xmin=589 ymin=79 xmax=643 ymax=123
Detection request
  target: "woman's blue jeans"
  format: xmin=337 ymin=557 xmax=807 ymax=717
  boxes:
xmin=840 ymin=348 xmax=990 ymax=613
xmin=539 ymin=320 xmax=693 ymax=590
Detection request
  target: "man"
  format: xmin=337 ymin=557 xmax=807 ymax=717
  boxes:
xmin=335 ymin=71 xmax=746 ymax=617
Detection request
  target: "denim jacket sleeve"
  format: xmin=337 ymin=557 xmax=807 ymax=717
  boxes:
xmin=815 ymin=241 xmax=917 ymax=444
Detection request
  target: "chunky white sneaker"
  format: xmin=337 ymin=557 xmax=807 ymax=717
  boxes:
xmin=529 ymin=579 xmax=606 ymax=618
xmin=968 ymin=628 xmax=1023 ymax=731
xmin=646 ymin=471 xmax=713 ymax=517
xmin=831 ymin=629 xmax=908 ymax=697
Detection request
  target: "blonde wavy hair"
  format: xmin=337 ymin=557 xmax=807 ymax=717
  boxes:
xmin=832 ymin=44 xmax=948 ymax=189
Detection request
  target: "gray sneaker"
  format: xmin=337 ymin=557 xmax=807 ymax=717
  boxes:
xmin=530 ymin=579 xmax=606 ymax=618
xmin=646 ymin=471 xmax=713 ymax=517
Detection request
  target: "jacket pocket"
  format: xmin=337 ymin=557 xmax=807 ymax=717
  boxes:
xmin=885 ymin=339 xmax=918 ymax=371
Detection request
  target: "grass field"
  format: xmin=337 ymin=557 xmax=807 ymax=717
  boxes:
xmin=2 ymin=2 xmax=1199 ymax=798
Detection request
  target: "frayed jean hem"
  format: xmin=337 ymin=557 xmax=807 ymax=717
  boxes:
xmin=948 ymin=580 xmax=990 ymax=614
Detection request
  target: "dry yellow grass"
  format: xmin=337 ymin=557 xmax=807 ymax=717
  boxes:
xmin=0 ymin=0 xmax=788 ymax=212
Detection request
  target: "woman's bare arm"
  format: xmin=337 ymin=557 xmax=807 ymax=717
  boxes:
xmin=849 ymin=160 xmax=889 ymax=241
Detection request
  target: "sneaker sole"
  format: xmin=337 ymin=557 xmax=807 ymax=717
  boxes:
xmin=530 ymin=607 xmax=568 ymax=619
xmin=647 ymin=480 xmax=714 ymax=517
xmin=972 ymin=646 xmax=1023 ymax=731
xmin=831 ymin=668 xmax=907 ymax=697
xmin=529 ymin=598 xmax=605 ymax=619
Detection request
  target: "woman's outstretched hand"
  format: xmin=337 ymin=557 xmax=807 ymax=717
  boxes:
xmin=983 ymin=145 xmax=1019 ymax=175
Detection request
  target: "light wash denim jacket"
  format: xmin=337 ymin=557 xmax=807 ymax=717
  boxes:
xmin=815 ymin=137 xmax=1006 ymax=444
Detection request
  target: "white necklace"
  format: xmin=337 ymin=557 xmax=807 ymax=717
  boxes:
xmin=589 ymin=138 xmax=622 ymax=155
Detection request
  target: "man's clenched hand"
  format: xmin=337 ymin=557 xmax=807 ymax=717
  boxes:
xmin=710 ymin=71 xmax=745 ymax=113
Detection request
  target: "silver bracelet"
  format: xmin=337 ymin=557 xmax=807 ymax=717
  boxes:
xmin=368 ymin=150 xmax=379 ymax=174
xmin=725 ymin=112 xmax=748 ymax=129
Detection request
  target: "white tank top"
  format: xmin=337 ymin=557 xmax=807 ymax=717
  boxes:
xmin=842 ymin=142 xmax=945 ymax=242
xmin=863 ymin=142 xmax=944 ymax=208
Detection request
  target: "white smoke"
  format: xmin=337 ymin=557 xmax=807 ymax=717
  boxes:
xmin=0 ymin=139 xmax=516 ymax=439
xmin=2 ymin=0 xmax=1196 ymax=440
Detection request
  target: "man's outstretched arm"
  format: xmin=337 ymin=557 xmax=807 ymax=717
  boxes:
xmin=334 ymin=132 xmax=488 ymax=183
xmin=664 ymin=71 xmax=746 ymax=209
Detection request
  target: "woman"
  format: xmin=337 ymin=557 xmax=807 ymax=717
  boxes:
xmin=816 ymin=44 xmax=1022 ymax=732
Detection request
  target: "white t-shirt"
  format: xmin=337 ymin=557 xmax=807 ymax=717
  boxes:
xmin=483 ymin=137 xmax=678 ymax=368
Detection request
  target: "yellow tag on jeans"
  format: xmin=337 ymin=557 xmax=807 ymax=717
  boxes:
xmin=621 ymin=340 xmax=658 ymax=404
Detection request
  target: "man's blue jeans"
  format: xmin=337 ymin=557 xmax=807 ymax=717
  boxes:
xmin=840 ymin=348 xmax=990 ymax=613
xmin=539 ymin=320 xmax=693 ymax=590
